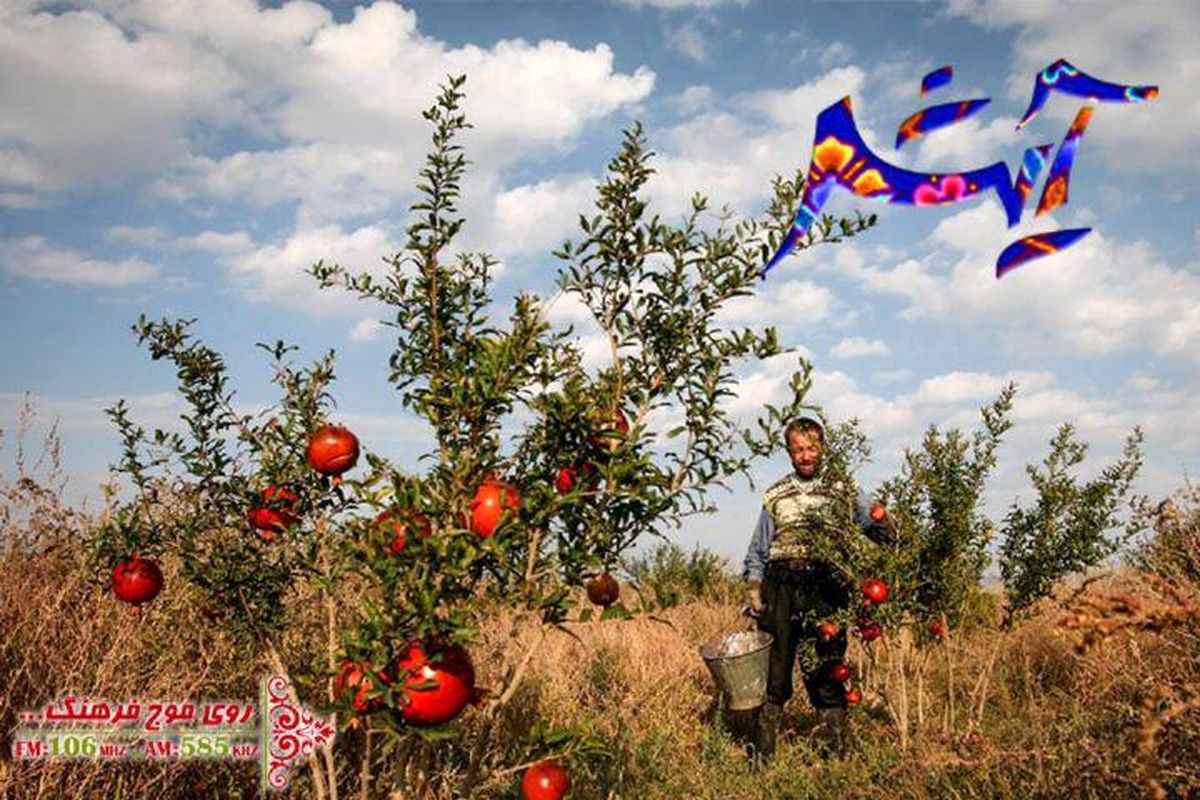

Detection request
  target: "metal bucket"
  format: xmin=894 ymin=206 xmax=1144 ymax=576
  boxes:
xmin=699 ymin=630 xmax=773 ymax=711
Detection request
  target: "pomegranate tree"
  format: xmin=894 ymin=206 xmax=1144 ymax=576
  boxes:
xmin=91 ymin=74 xmax=879 ymax=796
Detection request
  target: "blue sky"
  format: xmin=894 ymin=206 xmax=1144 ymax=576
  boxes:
xmin=2 ymin=0 xmax=1197 ymax=568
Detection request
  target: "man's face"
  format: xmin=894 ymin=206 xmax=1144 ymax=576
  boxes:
xmin=786 ymin=429 xmax=823 ymax=478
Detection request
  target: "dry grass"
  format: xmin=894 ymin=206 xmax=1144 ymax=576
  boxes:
xmin=1 ymin=415 xmax=1198 ymax=799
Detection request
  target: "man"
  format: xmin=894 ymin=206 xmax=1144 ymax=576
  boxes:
xmin=742 ymin=416 xmax=891 ymax=761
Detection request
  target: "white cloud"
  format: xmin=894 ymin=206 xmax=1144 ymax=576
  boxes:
xmin=0 ymin=235 xmax=159 ymax=286
xmin=830 ymin=200 xmax=1200 ymax=366
xmin=110 ymin=225 xmax=254 ymax=254
xmin=0 ymin=191 xmax=43 ymax=209
xmin=104 ymin=225 xmax=169 ymax=247
xmin=541 ymin=292 xmax=617 ymax=372
xmin=909 ymin=113 xmax=1023 ymax=173
xmin=161 ymin=144 xmax=415 ymax=225
xmin=875 ymin=368 xmax=913 ymax=383
xmin=178 ymin=230 xmax=257 ymax=255
xmin=642 ymin=66 xmax=871 ymax=218
xmin=667 ymin=85 xmax=717 ymax=115
xmin=809 ymin=368 xmax=919 ymax=440
xmin=222 ymin=224 xmax=399 ymax=316
xmin=814 ymin=41 xmax=855 ymax=70
xmin=666 ymin=22 xmax=709 ymax=62
xmin=944 ymin=0 xmax=1199 ymax=181
xmin=1 ymin=1 xmax=654 ymax=212
xmin=0 ymin=390 xmax=187 ymax=437
xmin=487 ymin=175 xmax=597 ymax=259
xmin=543 ymin=291 xmax=595 ymax=327
xmin=724 ymin=352 xmax=814 ymax=416
xmin=0 ymin=2 xmax=248 ymax=195
xmin=831 ymin=337 xmax=890 ymax=359
xmin=575 ymin=332 xmax=616 ymax=372
xmin=735 ymin=66 xmax=868 ymax=128
xmin=912 ymin=369 xmax=1052 ymax=405
xmin=717 ymin=279 xmax=837 ymax=327
xmin=349 ymin=317 xmax=387 ymax=343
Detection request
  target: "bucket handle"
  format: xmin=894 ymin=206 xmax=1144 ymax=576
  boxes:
xmin=736 ymin=602 xmax=759 ymax=631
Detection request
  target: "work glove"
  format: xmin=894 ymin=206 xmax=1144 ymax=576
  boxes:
xmin=744 ymin=580 xmax=765 ymax=617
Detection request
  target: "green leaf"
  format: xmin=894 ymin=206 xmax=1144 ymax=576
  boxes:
xmin=599 ymin=603 xmax=633 ymax=622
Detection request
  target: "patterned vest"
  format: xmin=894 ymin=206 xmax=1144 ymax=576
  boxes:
xmin=762 ymin=470 xmax=847 ymax=563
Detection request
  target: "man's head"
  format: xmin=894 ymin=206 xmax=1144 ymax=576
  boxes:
xmin=784 ymin=416 xmax=825 ymax=479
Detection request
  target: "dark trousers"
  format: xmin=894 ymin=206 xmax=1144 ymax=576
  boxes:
xmin=757 ymin=561 xmax=851 ymax=709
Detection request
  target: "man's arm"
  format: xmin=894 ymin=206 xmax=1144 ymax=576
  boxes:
xmin=742 ymin=506 xmax=775 ymax=582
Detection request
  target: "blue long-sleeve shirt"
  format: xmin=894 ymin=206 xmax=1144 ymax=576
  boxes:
xmin=742 ymin=486 xmax=890 ymax=582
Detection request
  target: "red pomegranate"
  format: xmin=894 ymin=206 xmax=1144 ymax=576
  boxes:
xmin=588 ymin=408 xmax=629 ymax=453
xmin=845 ymin=686 xmax=863 ymax=706
xmin=375 ymin=510 xmax=431 ymax=556
xmin=469 ymin=480 xmax=521 ymax=538
xmin=554 ymin=467 xmax=574 ymax=495
xmin=817 ymin=620 xmax=839 ymax=642
xmin=830 ymin=661 xmax=852 ymax=683
xmin=856 ymin=620 xmax=883 ymax=642
xmin=930 ymin=619 xmax=947 ymax=639
xmin=335 ymin=660 xmax=386 ymax=714
xmin=111 ymin=557 xmax=164 ymax=606
xmin=248 ymin=485 xmax=301 ymax=540
xmin=556 ymin=463 xmax=598 ymax=495
xmin=861 ymin=577 xmax=890 ymax=604
xmin=391 ymin=641 xmax=476 ymax=727
xmin=521 ymin=759 xmax=571 ymax=800
xmin=306 ymin=425 xmax=360 ymax=477
xmin=868 ymin=503 xmax=887 ymax=523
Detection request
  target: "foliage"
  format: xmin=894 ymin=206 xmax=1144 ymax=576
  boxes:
xmin=999 ymin=423 xmax=1145 ymax=620
xmin=88 ymin=321 xmax=347 ymax=648
xmin=309 ymin=72 xmax=878 ymax=654
xmin=1130 ymin=482 xmax=1200 ymax=584
xmin=624 ymin=541 xmax=740 ymax=606
xmin=876 ymin=386 xmax=1015 ymax=630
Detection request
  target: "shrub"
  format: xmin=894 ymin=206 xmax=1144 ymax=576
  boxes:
xmin=999 ymin=423 xmax=1145 ymax=622
xmin=624 ymin=541 xmax=740 ymax=606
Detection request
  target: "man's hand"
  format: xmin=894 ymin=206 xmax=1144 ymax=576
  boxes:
xmin=744 ymin=580 xmax=765 ymax=616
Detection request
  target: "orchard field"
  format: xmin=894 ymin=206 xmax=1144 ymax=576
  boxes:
xmin=2 ymin=77 xmax=1198 ymax=799
xmin=0 ymin=442 xmax=1197 ymax=799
